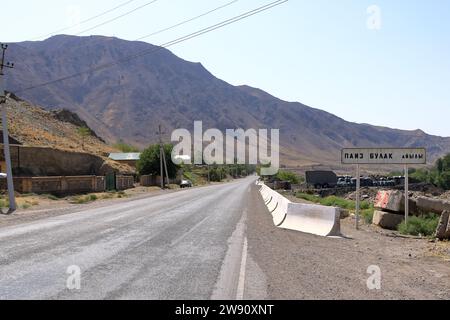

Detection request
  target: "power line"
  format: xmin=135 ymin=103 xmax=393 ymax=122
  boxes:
xmin=135 ymin=0 xmax=239 ymax=41
xmin=29 ymin=0 xmax=139 ymax=41
xmin=38 ymin=0 xmax=240 ymax=61
xmin=74 ymin=0 xmax=160 ymax=36
xmin=16 ymin=0 xmax=288 ymax=94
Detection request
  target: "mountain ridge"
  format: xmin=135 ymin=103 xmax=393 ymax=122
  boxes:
xmin=4 ymin=35 xmax=450 ymax=166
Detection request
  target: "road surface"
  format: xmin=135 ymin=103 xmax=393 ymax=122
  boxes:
xmin=1 ymin=176 xmax=449 ymax=300
xmin=0 ymin=178 xmax=256 ymax=299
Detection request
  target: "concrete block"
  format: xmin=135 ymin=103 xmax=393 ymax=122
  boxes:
xmin=372 ymin=210 xmax=404 ymax=230
xmin=436 ymin=211 xmax=450 ymax=240
xmin=374 ymin=190 xmax=403 ymax=212
xmin=416 ymin=197 xmax=450 ymax=215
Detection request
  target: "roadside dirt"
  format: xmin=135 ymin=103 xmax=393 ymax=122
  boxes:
xmin=0 ymin=186 xmax=173 ymax=228
xmin=246 ymin=184 xmax=450 ymax=300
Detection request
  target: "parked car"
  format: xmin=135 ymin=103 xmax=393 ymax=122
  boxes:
xmin=180 ymin=180 xmax=193 ymax=188
xmin=337 ymin=177 xmax=352 ymax=187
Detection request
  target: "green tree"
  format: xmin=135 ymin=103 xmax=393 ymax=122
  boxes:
xmin=77 ymin=126 xmax=91 ymax=150
xmin=276 ymin=170 xmax=302 ymax=184
xmin=442 ymin=154 xmax=450 ymax=171
xmin=437 ymin=158 xmax=444 ymax=174
xmin=137 ymin=144 xmax=178 ymax=179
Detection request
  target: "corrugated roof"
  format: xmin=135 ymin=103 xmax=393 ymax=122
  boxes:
xmin=109 ymin=153 xmax=141 ymax=161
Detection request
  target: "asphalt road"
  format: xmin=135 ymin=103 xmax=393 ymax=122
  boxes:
xmin=0 ymin=177 xmax=256 ymax=300
xmin=2 ymin=177 xmax=449 ymax=300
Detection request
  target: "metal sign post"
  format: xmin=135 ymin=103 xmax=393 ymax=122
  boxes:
xmin=355 ymin=164 xmax=360 ymax=230
xmin=341 ymin=148 xmax=426 ymax=230
xmin=404 ymin=164 xmax=409 ymax=224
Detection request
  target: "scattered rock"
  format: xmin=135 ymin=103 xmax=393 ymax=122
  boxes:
xmin=417 ymin=197 xmax=450 ymax=215
xmin=372 ymin=210 xmax=404 ymax=230
xmin=374 ymin=190 xmax=403 ymax=212
xmin=339 ymin=209 xmax=350 ymax=219
xmin=436 ymin=211 xmax=450 ymax=240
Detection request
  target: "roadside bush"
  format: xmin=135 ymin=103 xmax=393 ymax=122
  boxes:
xmin=21 ymin=203 xmax=31 ymax=209
xmin=276 ymin=170 xmax=302 ymax=184
xmin=295 ymin=192 xmax=320 ymax=203
xmin=361 ymin=208 xmax=375 ymax=224
xmin=397 ymin=215 xmax=440 ymax=237
xmin=72 ymin=194 xmax=98 ymax=204
xmin=0 ymin=199 xmax=8 ymax=208
xmin=321 ymin=196 xmax=355 ymax=210
xmin=45 ymin=194 xmax=60 ymax=201
xmin=113 ymin=140 xmax=140 ymax=153
xmin=295 ymin=193 xmax=372 ymax=214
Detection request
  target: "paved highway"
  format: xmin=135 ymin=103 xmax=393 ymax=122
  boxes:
xmin=0 ymin=177 xmax=256 ymax=299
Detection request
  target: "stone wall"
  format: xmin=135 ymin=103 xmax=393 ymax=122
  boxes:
xmin=0 ymin=176 xmax=110 ymax=195
xmin=0 ymin=146 xmax=115 ymax=176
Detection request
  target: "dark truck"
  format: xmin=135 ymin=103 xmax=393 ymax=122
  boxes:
xmin=305 ymin=171 xmax=338 ymax=189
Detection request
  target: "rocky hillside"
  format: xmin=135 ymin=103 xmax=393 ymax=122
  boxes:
xmin=2 ymin=94 xmax=134 ymax=174
xmin=4 ymin=35 xmax=450 ymax=166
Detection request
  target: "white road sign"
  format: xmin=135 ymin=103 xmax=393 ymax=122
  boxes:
xmin=341 ymin=148 xmax=427 ymax=165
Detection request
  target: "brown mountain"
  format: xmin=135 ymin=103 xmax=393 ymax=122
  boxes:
xmin=4 ymin=35 xmax=450 ymax=167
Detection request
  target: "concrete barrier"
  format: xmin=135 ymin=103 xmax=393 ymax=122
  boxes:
xmin=279 ymin=203 xmax=341 ymax=237
xmin=258 ymin=182 xmax=341 ymax=237
xmin=272 ymin=194 xmax=290 ymax=226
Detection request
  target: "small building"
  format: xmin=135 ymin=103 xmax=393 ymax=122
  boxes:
xmin=109 ymin=153 xmax=141 ymax=168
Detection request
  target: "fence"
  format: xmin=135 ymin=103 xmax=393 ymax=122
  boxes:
xmin=140 ymin=175 xmax=159 ymax=187
xmin=116 ymin=175 xmax=134 ymax=190
xmin=0 ymin=175 xmax=133 ymax=195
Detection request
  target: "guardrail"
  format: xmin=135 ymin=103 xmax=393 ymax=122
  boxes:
xmin=256 ymin=180 xmax=341 ymax=237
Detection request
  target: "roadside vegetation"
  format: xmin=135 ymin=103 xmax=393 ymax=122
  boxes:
xmin=295 ymin=192 xmax=375 ymax=224
xmin=0 ymin=196 xmax=39 ymax=210
xmin=113 ymin=140 xmax=140 ymax=152
xmin=137 ymin=143 xmax=256 ymax=186
xmin=70 ymin=191 xmax=127 ymax=204
xmin=180 ymin=163 xmax=256 ymax=185
xmin=137 ymin=144 xmax=178 ymax=179
xmin=407 ymin=153 xmax=450 ymax=190
xmin=397 ymin=214 xmax=440 ymax=237
xmin=77 ymin=126 xmax=91 ymax=150
xmin=275 ymin=170 xmax=303 ymax=184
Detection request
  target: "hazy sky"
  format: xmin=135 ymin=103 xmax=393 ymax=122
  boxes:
xmin=2 ymin=0 xmax=450 ymax=136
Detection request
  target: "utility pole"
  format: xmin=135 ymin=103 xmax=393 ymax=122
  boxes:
xmin=0 ymin=44 xmax=16 ymax=213
xmin=157 ymin=125 xmax=170 ymax=189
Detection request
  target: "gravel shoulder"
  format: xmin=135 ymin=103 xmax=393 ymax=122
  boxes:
xmin=245 ymin=184 xmax=450 ymax=300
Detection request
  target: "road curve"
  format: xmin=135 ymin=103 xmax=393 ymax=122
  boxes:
xmin=0 ymin=177 xmax=257 ymax=300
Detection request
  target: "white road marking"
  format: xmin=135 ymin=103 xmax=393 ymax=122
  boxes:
xmin=236 ymin=237 xmax=248 ymax=300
